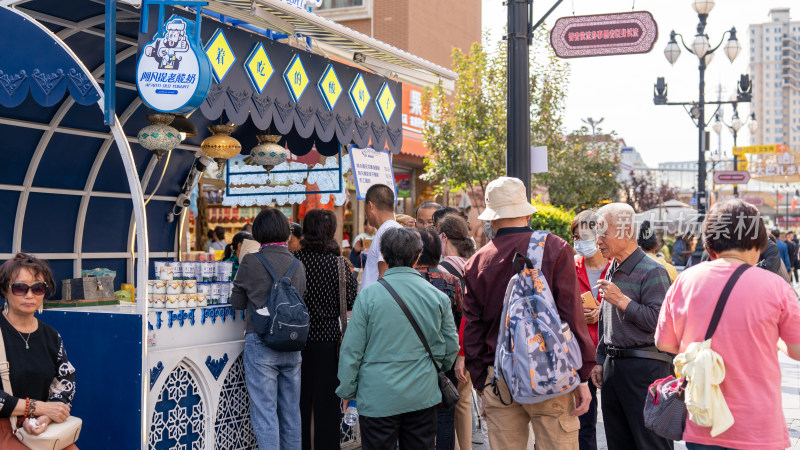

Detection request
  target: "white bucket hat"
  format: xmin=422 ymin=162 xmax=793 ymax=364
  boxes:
xmin=477 ymin=177 xmax=538 ymax=221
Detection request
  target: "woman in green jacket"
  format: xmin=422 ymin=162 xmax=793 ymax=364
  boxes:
xmin=336 ymin=227 xmax=460 ymax=450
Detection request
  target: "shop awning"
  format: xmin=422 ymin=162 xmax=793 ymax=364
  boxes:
xmin=205 ymin=0 xmax=457 ymax=91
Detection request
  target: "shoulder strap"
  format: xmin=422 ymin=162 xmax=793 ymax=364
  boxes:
xmin=439 ymin=261 xmax=464 ymax=284
xmin=378 ymin=279 xmax=441 ymax=372
xmin=337 ymin=257 xmax=348 ymax=338
xmin=0 ymin=323 xmax=17 ymax=431
xmin=705 ymin=264 xmax=750 ymax=340
xmin=253 ymin=251 xmax=299 ymax=281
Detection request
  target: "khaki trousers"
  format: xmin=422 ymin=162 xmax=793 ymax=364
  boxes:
xmin=483 ymin=367 xmax=580 ymax=450
xmin=454 ymin=371 xmax=473 ymax=450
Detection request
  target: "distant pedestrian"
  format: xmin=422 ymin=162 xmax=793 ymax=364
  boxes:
xmin=757 ymin=232 xmax=782 ymax=275
xmin=656 ymin=199 xmax=800 ymax=450
xmin=230 ymin=209 xmax=307 ymax=450
xmin=572 ymin=210 xmax=611 ymax=450
xmin=293 ymin=210 xmax=357 ymax=450
xmin=360 ymin=184 xmax=402 ymax=289
xmin=349 ymin=219 xmax=376 ymax=270
xmin=463 ymin=177 xmax=594 ymax=449
xmin=337 ymin=227 xmax=459 ymax=450
xmin=415 ymin=228 xmax=463 ymax=450
xmin=415 ymin=201 xmax=442 ymax=230
xmin=593 ymin=203 xmax=673 ymax=450
xmin=288 ymin=222 xmax=302 ymax=252
xmin=436 ymin=213 xmax=476 ymax=450
xmin=638 ymin=221 xmax=678 ymax=282
xmin=210 ymin=226 xmax=227 ymax=252
xmin=223 ymin=230 xmax=253 ymax=278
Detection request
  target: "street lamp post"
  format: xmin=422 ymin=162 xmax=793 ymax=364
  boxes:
xmin=713 ymin=108 xmax=758 ymax=196
xmin=653 ymin=0 xmax=748 ymax=265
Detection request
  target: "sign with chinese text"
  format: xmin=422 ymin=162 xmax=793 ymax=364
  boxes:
xmin=402 ymin=85 xmax=426 ymax=134
xmin=732 ymin=143 xmax=787 ymax=155
xmin=136 ymin=15 xmax=212 ymax=113
xmin=205 ymin=29 xmax=236 ymax=83
xmin=550 ymin=11 xmax=658 ymax=59
xmin=713 ymin=171 xmax=750 ymax=184
xmin=348 ymin=146 xmax=396 ymax=200
xmin=283 ymin=54 xmax=309 ymax=102
xmin=747 ymin=150 xmax=800 ymax=182
xmin=244 ymin=42 xmax=274 ymax=94
xmin=349 ymin=73 xmax=371 ymax=118
xmin=317 ymin=64 xmax=342 ymax=110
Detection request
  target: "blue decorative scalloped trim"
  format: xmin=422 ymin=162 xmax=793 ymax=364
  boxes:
xmin=205 ymin=353 xmax=229 ymax=380
xmin=150 ymin=361 xmax=164 ymax=390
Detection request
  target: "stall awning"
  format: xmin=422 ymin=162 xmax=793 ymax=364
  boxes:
xmin=205 ymin=0 xmax=457 ymax=90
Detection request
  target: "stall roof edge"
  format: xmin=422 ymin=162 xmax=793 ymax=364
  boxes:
xmin=207 ymin=0 xmax=457 ymax=90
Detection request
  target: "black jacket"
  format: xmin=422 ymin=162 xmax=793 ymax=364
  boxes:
xmin=757 ymin=240 xmax=782 ymax=275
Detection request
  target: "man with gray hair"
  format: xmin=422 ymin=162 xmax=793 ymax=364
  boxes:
xmin=592 ymin=203 xmax=673 ymax=450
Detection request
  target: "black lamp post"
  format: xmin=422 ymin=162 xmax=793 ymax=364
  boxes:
xmin=713 ymin=108 xmax=758 ymax=197
xmin=653 ymin=0 xmax=747 ymax=265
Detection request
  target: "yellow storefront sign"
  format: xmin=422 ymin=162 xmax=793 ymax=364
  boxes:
xmin=732 ymin=143 xmax=787 ymax=156
xmin=244 ymin=43 xmax=274 ymax=94
xmin=317 ymin=65 xmax=342 ymax=110
xmin=205 ymin=29 xmax=236 ymax=83
xmin=349 ymin=73 xmax=371 ymax=117
xmin=283 ymin=54 xmax=309 ymax=102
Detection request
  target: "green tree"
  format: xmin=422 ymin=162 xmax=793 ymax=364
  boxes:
xmin=422 ymin=29 xmax=620 ymax=213
xmin=536 ymin=127 xmax=621 ymax=210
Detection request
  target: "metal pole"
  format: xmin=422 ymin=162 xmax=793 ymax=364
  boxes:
xmin=732 ymin=129 xmax=739 ymax=197
xmin=507 ymin=0 xmax=532 ymax=198
xmin=691 ymin=55 xmax=707 ymax=265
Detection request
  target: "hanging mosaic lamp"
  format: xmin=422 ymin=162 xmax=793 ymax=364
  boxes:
xmin=201 ymin=124 xmax=242 ymax=178
xmin=137 ymin=114 xmax=181 ymax=162
xmin=250 ymin=134 xmax=289 ymax=173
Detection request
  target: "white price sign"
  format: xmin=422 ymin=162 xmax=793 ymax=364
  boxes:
xmin=348 ymin=147 xmax=396 ymax=200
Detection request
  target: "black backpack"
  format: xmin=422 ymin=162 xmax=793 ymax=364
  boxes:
xmin=249 ymin=252 xmax=309 ymax=351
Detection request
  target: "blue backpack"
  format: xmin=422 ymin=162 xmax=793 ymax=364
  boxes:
xmin=249 ymin=252 xmax=309 ymax=352
xmin=492 ymin=231 xmax=582 ymax=404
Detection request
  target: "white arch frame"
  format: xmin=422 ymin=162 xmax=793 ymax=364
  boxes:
xmin=2 ymin=4 xmax=150 ymax=448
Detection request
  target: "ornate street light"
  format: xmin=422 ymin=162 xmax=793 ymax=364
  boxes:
xmin=654 ymin=1 xmax=744 ymax=264
xmin=748 ymin=112 xmax=758 ymax=134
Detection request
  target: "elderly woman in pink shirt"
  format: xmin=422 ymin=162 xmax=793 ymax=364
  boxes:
xmin=656 ymin=199 xmax=800 ymax=450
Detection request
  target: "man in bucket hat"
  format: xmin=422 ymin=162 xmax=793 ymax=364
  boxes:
xmin=462 ymin=177 xmax=595 ymax=449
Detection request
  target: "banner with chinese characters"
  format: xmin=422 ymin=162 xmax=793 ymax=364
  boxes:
xmin=747 ymin=150 xmax=800 ymax=183
xmin=550 ymin=11 xmax=658 ymax=58
xmin=138 ymin=6 xmax=403 ymax=153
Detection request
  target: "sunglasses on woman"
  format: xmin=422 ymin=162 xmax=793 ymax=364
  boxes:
xmin=10 ymin=281 xmax=48 ymax=296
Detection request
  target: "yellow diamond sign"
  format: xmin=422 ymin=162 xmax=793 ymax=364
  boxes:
xmin=349 ymin=73 xmax=371 ymax=117
xmin=244 ymin=43 xmax=274 ymax=94
xmin=317 ymin=65 xmax=342 ymax=110
xmin=283 ymin=54 xmax=309 ymax=102
xmin=375 ymin=82 xmax=396 ymax=123
xmin=205 ymin=29 xmax=236 ymax=83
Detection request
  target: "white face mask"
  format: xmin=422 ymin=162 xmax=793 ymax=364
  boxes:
xmin=575 ymin=239 xmax=599 ymax=258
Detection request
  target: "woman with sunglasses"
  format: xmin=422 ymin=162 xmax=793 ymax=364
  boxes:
xmin=0 ymin=253 xmax=76 ymax=448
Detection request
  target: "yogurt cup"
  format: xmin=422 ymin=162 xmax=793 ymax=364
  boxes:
xmin=166 ymin=261 xmax=182 ymax=280
xmin=158 ymin=265 xmax=174 ymax=281
xmin=201 ymin=262 xmax=216 ymax=283
xmin=177 ymin=294 xmax=188 ymax=309
xmin=209 ymin=283 xmax=221 ymax=305
xmin=166 ymin=280 xmax=183 ymax=295
xmin=152 ymin=280 xmax=167 ymax=295
xmin=147 ymin=280 xmax=156 ymax=294
xmin=183 ymin=280 xmax=197 ymax=294
xmin=217 ymin=282 xmax=231 ymax=304
xmin=217 ymin=262 xmax=234 ymax=282
xmin=181 ymin=261 xmax=197 ymax=281
xmin=186 ymin=294 xmax=198 ymax=308
xmin=196 ymin=293 xmax=207 ymax=307
xmin=165 ymin=294 xmax=179 ymax=309
xmin=152 ymin=294 xmax=165 ymax=309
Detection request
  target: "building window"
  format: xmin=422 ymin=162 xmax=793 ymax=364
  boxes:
xmin=314 ymin=0 xmax=370 ymax=20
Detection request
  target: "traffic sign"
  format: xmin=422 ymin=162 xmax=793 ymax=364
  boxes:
xmin=713 ymin=171 xmax=750 ymax=184
xmin=732 ymin=144 xmax=787 ymax=155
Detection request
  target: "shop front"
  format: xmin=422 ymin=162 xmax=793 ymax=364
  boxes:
xmin=0 ymin=0 xmax=455 ymax=448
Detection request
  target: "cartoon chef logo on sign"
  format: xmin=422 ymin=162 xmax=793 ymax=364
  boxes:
xmin=136 ymin=15 xmax=212 ymax=114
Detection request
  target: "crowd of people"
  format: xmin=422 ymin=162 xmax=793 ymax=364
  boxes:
xmin=2 ymin=174 xmax=800 ymax=450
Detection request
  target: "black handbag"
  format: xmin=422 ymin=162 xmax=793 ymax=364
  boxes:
xmin=378 ymin=279 xmax=460 ymax=409
xmin=643 ymin=263 xmax=749 ymax=441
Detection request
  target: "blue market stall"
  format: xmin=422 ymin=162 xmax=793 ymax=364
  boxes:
xmin=0 ymin=0 xmax=456 ymax=448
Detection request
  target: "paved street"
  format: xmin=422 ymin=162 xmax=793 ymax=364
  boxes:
xmin=469 ymin=352 xmax=800 ymax=449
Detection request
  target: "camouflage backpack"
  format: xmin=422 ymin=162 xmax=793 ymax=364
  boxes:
xmin=492 ymin=231 xmax=582 ymax=404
